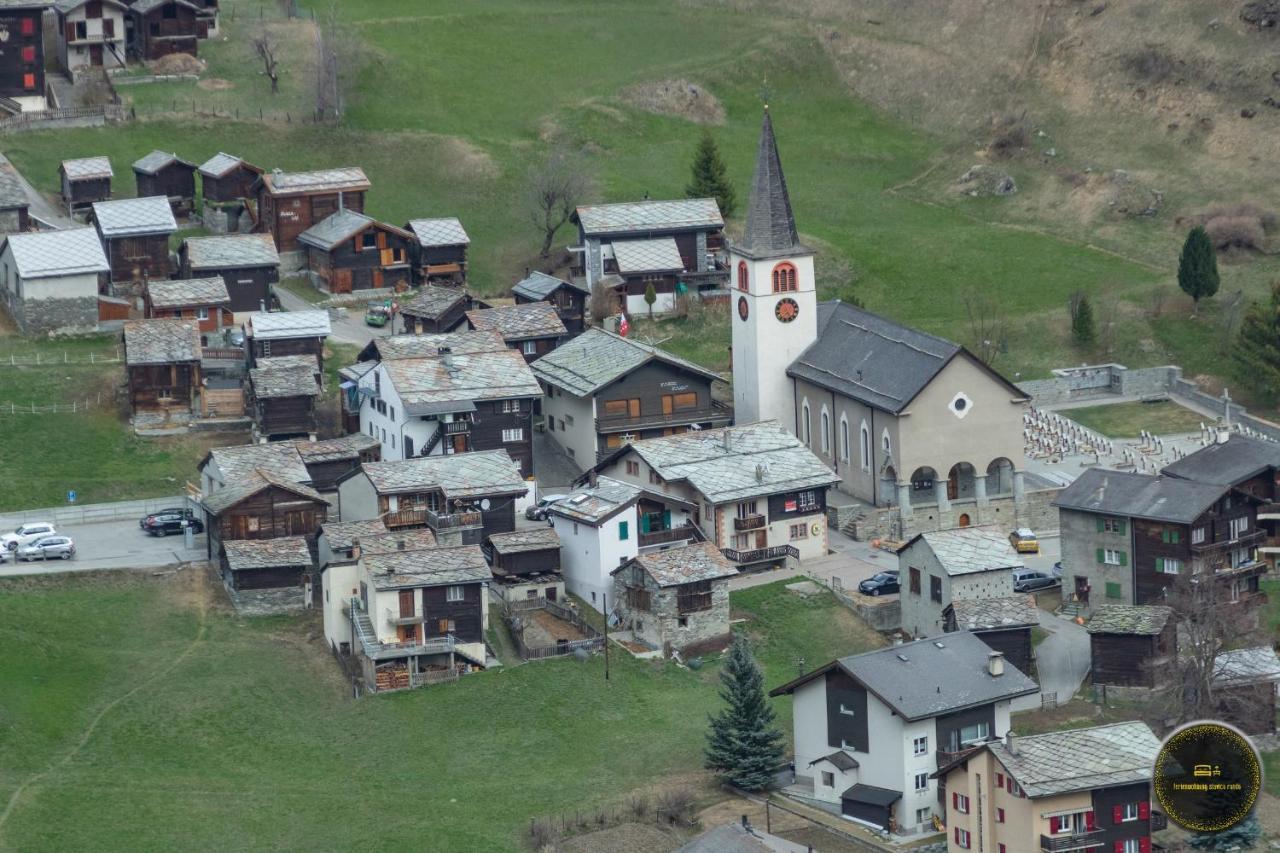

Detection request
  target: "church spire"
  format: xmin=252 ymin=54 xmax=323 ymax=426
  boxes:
xmin=739 ymin=109 xmax=804 ymax=257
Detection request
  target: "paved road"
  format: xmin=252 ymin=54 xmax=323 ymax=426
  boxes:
xmin=275 ymin=284 xmax=397 ymax=347
xmin=0 ymin=152 xmax=74 ymax=227
xmin=0 ymin=519 xmax=206 ymax=577
xmin=1013 ymin=607 xmax=1091 ymax=711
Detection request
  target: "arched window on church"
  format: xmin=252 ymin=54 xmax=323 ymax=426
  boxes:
xmin=771 ymin=262 xmax=797 ymax=293
xmin=860 ymin=421 xmax=871 ymax=472
xmin=801 ymin=402 xmax=811 ymax=446
xmin=820 ymin=409 xmax=830 ymax=454
xmin=840 ymin=417 xmax=850 ymax=463
xmin=737 ymin=261 xmax=749 ymax=292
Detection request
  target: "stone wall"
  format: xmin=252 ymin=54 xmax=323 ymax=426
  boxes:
xmin=21 ymin=295 xmax=98 ymax=336
xmin=615 ymin=574 xmax=731 ymax=654
xmin=848 ymin=488 xmax=1060 ymax=542
xmin=1059 ymin=507 xmax=1130 ymax=609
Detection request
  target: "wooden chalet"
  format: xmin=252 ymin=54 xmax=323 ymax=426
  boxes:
xmin=1086 ymin=604 xmax=1176 ymax=690
xmin=144 ymin=276 xmax=232 ymax=339
xmin=254 ymin=167 xmax=370 ymax=253
xmin=249 ymin=355 xmax=321 ymax=441
xmin=128 ymin=0 xmax=199 ymax=60
xmin=297 ymin=209 xmax=414 ymax=294
xmin=293 ymin=433 xmax=380 ymax=496
xmin=221 ymin=536 xmax=312 ymax=595
xmin=197 ymin=152 xmax=263 ymax=233
xmin=0 ymin=172 xmax=30 ymax=235
xmin=123 ymin=318 xmax=202 ymax=421
xmin=179 ymin=233 xmax=280 ymax=313
xmin=132 ymin=150 xmax=197 ymax=217
xmin=404 ymin=217 xmax=469 ymax=284
xmin=512 ymin=270 xmax=589 ymax=336
xmin=399 ymin=285 xmax=473 ymax=335
xmin=92 ymin=196 xmax=176 ymax=284
xmin=56 ymin=0 xmax=128 ymax=74
xmin=466 ymin=302 xmax=566 ymax=363
xmin=244 ymin=309 xmax=330 ymax=368
xmin=188 ymin=0 xmax=217 ymax=37
xmin=942 ymin=594 xmax=1038 ymax=679
xmin=60 ymin=156 xmax=112 ymax=214
xmin=485 ymin=527 xmax=563 ymax=603
xmin=0 ymin=2 xmax=45 ymax=105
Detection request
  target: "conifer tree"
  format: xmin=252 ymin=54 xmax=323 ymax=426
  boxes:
xmin=1071 ymin=293 xmax=1096 ymax=347
xmin=644 ymin=282 xmax=657 ymax=318
xmin=705 ymin=634 xmax=784 ymax=791
xmin=686 ymin=131 xmax=736 ymax=218
xmin=1231 ymin=281 xmax=1280 ymax=402
xmin=1178 ymin=226 xmax=1220 ymax=315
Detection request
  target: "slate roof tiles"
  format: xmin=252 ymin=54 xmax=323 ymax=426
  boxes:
xmin=147 ymin=276 xmax=230 ymax=309
xmin=223 ymin=537 xmax=313 ymax=571
xmin=405 ymin=217 xmax=469 ymax=247
xmin=906 ymin=526 xmax=1024 ymax=577
xmin=92 ymin=196 xmax=177 ymax=238
xmin=986 ymin=722 xmax=1161 ymax=798
xmin=466 ymin=302 xmax=566 ymax=341
xmin=574 ymin=198 xmax=723 ymax=236
xmin=361 ymin=449 xmax=526 ymax=498
xmin=511 ymin=270 xmax=587 ymax=300
xmin=531 ymin=327 xmax=720 ymax=397
xmin=364 ymin=545 xmax=492 ymax=590
xmin=61 ymin=156 xmax=113 ymax=181
xmin=5 ymin=227 xmax=109 ymax=279
xmin=621 ymin=541 xmax=737 ymax=587
xmin=183 ymin=233 xmax=280 ymax=269
xmin=123 ymin=319 xmax=201 ymax=365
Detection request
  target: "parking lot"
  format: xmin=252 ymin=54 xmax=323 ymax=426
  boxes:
xmin=0 ymin=518 xmax=206 ymax=577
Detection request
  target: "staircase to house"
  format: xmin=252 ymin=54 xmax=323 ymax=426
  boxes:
xmin=348 ymin=598 xmax=379 ymax=656
xmin=1057 ymin=600 xmax=1088 ymax=621
xmin=419 ymin=427 xmax=443 ymax=458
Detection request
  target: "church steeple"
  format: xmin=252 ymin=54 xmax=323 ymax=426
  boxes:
xmin=739 ymin=109 xmax=807 ymax=258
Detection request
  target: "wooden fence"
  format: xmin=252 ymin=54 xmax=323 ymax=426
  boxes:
xmin=0 ymin=103 xmax=127 ymax=132
xmin=499 ymin=597 xmax=605 ymax=661
xmin=0 ymin=350 xmax=121 ymax=366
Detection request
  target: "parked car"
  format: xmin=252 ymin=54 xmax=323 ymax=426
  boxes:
xmin=858 ymin=571 xmax=900 ymax=596
xmin=141 ymin=509 xmax=204 ymax=537
xmin=365 ymin=303 xmax=391 ymax=328
xmin=1 ymin=522 xmax=57 ymax=552
xmin=525 ymin=494 xmax=568 ymax=521
xmin=139 ymin=507 xmax=186 ymax=529
xmin=1052 ymin=561 xmax=1063 ymax=579
xmin=1009 ymin=527 xmax=1040 ymax=554
xmin=17 ymin=535 xmax=75 ymax=561
xmin=226 ymin=328 xmax=245 ymax=348
xmin=1013 ymin=568 xmax=1059 ymax=593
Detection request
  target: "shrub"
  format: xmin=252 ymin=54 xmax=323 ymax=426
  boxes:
xmin=526 ymin=818 xmax=557 ymax=850
xmin=1205 ymin=216 xmax=1266 ymax=252
xmin=655 ymin=787 xmax=697 ymax=826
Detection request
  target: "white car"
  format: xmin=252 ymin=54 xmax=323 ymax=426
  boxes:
xmin=1 ymin=522 xmax=57 ymax=553
xmin=17 ymin=535 xmax=75 ymax=561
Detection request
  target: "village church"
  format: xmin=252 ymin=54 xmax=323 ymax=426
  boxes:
xmin=729 ymin=111 xmax=1031 ymax=538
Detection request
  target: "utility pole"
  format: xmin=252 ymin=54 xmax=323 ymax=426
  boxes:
xmin=603 ymin=592 xmax=610 ymax=681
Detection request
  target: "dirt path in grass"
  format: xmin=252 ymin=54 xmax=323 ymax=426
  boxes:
xmin=0 ymin=567 xmax=212 ymax=838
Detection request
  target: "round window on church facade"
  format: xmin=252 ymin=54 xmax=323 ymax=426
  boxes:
xmin=737 ymin=296 xmax=749 ymax=321
xmin=775 ymin=298 xmax=799 ymax=323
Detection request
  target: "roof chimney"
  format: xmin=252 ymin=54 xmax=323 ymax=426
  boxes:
xmin=397 ymin=538 xmax=406 ymax=551
xmin=722 ymin=429 xmax=732 ymax=452
xmin=351 ymin=537 xmax=362 ymax=560
xmin=988 ymin=651 xmax=1005 ymax=677
xmin=1217 ymin=425 xmax=1230 ymax=445
xmin=588 ymin=470 xmax=598 ymax=488
xmin=1005 ymin=730 xmax=1018 ymax=755
xmin=338 ymin=191 xmax=345 ymax=211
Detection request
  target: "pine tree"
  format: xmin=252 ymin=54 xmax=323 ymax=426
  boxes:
xmin=1178 ymin=225 xmax=1220 ymax=316
xmin=644 ymin=282 xmax=657 ymax=318
xmin=1231 ymin=281 xmax=1280 ymax=402
xmin=1071 ymin=293 xmax=1096 ymax=347
xmin=704 ymin=634 xmax=784 ymax=791
xmin=685 ymin=131 xmax=736 ymax=219
xmin=1189 ymin=814 xmax=1260 ymax=849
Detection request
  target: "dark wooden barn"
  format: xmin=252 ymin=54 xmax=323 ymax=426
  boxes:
xmin=123 ymin=319 xmax=202 ymax=420
xmin=245 ymin=309 xmax=330 ymax=369
xmin=92 ymin=196 xmax=177 ymax=284
xmin=1212 ymin=646 xmax=1280 ymax=735
xmin=297 ymin=209 xmax=414 ymax=294
xmin=128 ymin=0 xmax=199 ymax=60
xmin=220 ymin=536 xmax=313 ymax=593
xmin=404 ymin=217 xmax=469 ymax=284
xmin=254 ymin=166 xmax=370 ymax=253
xmin=60 ymin=156 xmax=113 ymax=214
xmin=399 ymin=285 xmax=473 ymax=335
xmin=466 ymin=302 xmax=566 ymax=363
xmin=0 ymin=2 xmax=45 ymax=102
xmin=132 ymin=150 xmax=197 ymax=216
xmin=512 ymin=270 xmax=590 ymax=336
xmin=249 ymin=355 xmax=320 ymax=441
xmin=1086 ymin=604 xmax=1177 ymax=689
xmin=179 ymin=233 xmax=280 ymax=313
xmin=202 ymin=473 xmax=328 ymax=563
xmin=294 ymin=434 xmax=380 ymax=494
xmin=197 ymin=152 xmax=262 ymax=233
xmin=943 ymin=594 xmax=1039 ymax=680
xmin=0 ymin=172 xmax=30 ymax=234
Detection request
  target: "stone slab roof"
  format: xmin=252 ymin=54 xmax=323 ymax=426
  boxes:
xmin=903 ymin=526 xmax=1024 ymax=577
xmin=365 ymin=545 xmax=492 ymax=590
xmin=92 ymin=196 xmax=176 ymax=238
xmin=947 ymin=595 xmax=1039 ymax=631
xmin=547 ymin=476 xmax=640 ymax=524
xmin=617 ymin=421 xmax=839 ymax=504
xmin=531 ymin=327 xmax=720 ymax=397
xmin=183 ymin=233 xmax=280 ymax=269
xmin=205 ymin=441 xmax=311 ymax=485
xmin=369 ymin=329 xmax=505 ymax=360
xmin=296 ymin=209 xmax=414 ymax=251
xmin=511 ymin=270 xmax=587 ymax=300
xmin=250 ymin=364 xmax=319 ymax=399
xmin=619 ymin=541 xmax=737 ymax=587
xmin=0 ymin=171 xmax=28 ymax=209
xmin=131 ymin=0 xmax=197 ymax=13
xmin=1085 ymin=604 xmax=1174 ymax=636
xmin=320 ymin=519 xmax=388 ymax=552
xmin=487 ymin=527 xmax=560 ymax=555
xmin=382 ymin=347 xmax=542 ymax=414
xmin=248 ymin=310 xmax=331 ymax=340
xmin=399 ymin=285 xmax=468 ymax=320
xmin=197 ymin=152 xmax=259 ymax=179
xmin=292 ymin=433 xmax=378 ymax=465
xmin=1162 ymin=434 xmax=1280 ymax=487
xmin=405 ymin=217 xmax=469 ymax=247
xmin=147 ymin=276 xmax=229 ymax=309
xmin=202 ymin=468 xmax=324 ymax=515
xmin=124 ymin=319 xmax=201 ymax=365
xmin=361 ymin=449 xmax=526 ymax=498
xmin=1213 ymin=646 xmax=1280 ymax=687
xmin=261 ymin=167 xmax=369 ymax=196
xmin=132 ymin=150 xmax=195 ymax=176
xmin=61 ymin=156 xmax=113 ymax=181
xmin=986 ymin=722 xmax=1160 ymax=798
xmin=773 ymin=631 xmax=1038 ymax=720
xmin=223 ymin=536 xmax=313 ymax=571
xmin=575 ymin=198 xmax=722 ymax=237
xmin=466 ymin=301 xmax=566 ymax=341
xmin=360 ymin=529 xmax=439 ymax=556
xmin=611 ymin=237 xmax=684 ymax=274
xmin=738 ymin=110 xmax=806 ymax=259
xmin=256 ymin=354 xmax=319 ymax=372
xmin=5 ymin=227 xmax=108 ymax=279
xmin=1054 ymin=468 xmax=1226 ymax=524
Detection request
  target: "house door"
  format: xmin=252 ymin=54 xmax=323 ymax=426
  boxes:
xmin=332 ymin=268 xmax=352 ymax=294
xmin=958 ymin=513 xmax=971 ymax=528
xmin=89 ymin=43 xmax=103 ymax=65
xmin=398 ymin=589 xmax=414 ymax=619
xmin=451 ymin=434 xmax=467 ymax=453
xmin=661 ymin=395 xmax=674 ymax=416
xmin=546 ymin=587 xmax=557 ymax=602
xmin=1074 ymin=575 xmax=1090 ymax=603
xmin=755 ymin=530 xmax=767 ymax=549
xmin=372 ymin=268 xmax=384 ymax=289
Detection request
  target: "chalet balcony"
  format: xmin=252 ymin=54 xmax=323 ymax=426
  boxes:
xmin=442 ymin=420 xmax=470 ymax=436
xmin=1151 ymin=812 xmax=1168 ymax=832
xmin=383 ymin=508 xmax=429 ymax=529
xmin=720 ymin=544 xmax=798 ymax=565
xmin=638 ymin=523 xmax=700 ymax=550
xmin=596 ymin=401 xmax=732 ymax=434
xmin=1257 ymin=503 xmax=1280 ymax=522
xmin=1040 ymin=830 xmax=1104 ymax=852
xmin=368 ymin=634 xmax=456 ymax=660
xmin=385 ymin=609 xmax=421 ymax=627
xmin=935 ymin=745 xmax=982 ymax=767
xmin=426 ymin=508 xmax=482 ymax=530
xmin=1190 ymin=528 xmax=1266 ymax=554
xmin=733 ymin=514 xmax=766 ymax=531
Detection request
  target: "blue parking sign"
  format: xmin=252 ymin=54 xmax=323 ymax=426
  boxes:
xmin=67 ymin=490 xmax=76 ymax=503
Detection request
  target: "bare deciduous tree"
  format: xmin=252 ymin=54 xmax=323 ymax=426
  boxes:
xmin=278 ymin=0 xmax=299 ymax=18
xmin=1217 ymin=290 xmax=1245 ymax=356
xmin=314 ymin=2 xmax=342 ymax=119
xmin=588 ymin=279 xmax=616 ymax=325
xmin=253 ymin=34 xmax=281 ymax=95
xmin=527 ymin=149 xmax=591 ymax=259
xmin=961 ymin=288 xmax=1008 ymax=367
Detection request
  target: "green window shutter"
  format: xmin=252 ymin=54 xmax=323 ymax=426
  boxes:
xmin=1097 ymin=517 xmax=1105 ymax=533
xmin=662 ymin=510 xmax=671 ymax=529
xmin=1160 ymin=530 xmax=1169 ymax=544
xmin=1105 ymin=582 xmax=1121 ymax=599
xmin=1155 ymin=557 xmax=1163 ymax=572
xmin=1118 ymin=551 xmax=1127 ymax=567
xmin=1117 ymin=519 xmax=1127 ymax=535
xmin=618 ymin=520 xmax=629 ymax=541
xmin=1096 ymin=548 xmax=1105 ymax=564
xmin=640 ymin=514 xmax=650 ymax=534
xmin=1172 ymin=529 xmax=1180 ymax=544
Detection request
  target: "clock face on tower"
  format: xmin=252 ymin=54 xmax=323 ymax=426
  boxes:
xmin=775 ymin=298 xmax=799 ymax=323
xmin=737 ymin=296 xmax=749 ymax=321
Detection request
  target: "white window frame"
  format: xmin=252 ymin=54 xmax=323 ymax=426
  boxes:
xmin=502 ymin=428 xmax=524 ymax=443
xmin=840 ymin=416 xmax=850 ymax=463
xmin=1191 ymin=526 xmax=1206 ymax=544
xmin=801 ymin=401 xmax=811 ymax=446
xmin=914 ymin=772 xmax=928 ymax=792
xmin=956 ymin=828 xmax=970 ymax=849
xmin=1122 ymin=839 xmax=1140 ymax=853
xmin=959 ymin=722 xmax=989 ymax=746
xmin=1120 ymin=802 xmax=1139 ymax=822
xmin=445 ymin=585 xmax=464 ymax=602
xmin=1159 ymin=557 xmax=1181 ymax=575
xmin=1230 ymin=516 xmax=1249 ymax=540
xmin=521 ymin=340 xmax=537 ymax=356
xmin=955 ymin=794 xmax=970 ymax=814
xmin=1103 ymin=548 xmax=1121 ymax=566
xmin=196 ymin=306 xmax=209 ymax=320
xmin=820 ymin=406 xmax=830 ymax=454
xmin=860 ymin=420 xmax=871 ymax=472
xmin=838 ymin=703 xmax=855 ymax=717
xmin=912 ymin=736 xmax=928 ymax=756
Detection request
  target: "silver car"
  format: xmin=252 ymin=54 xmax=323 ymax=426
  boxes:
xmin=17 ymin=535 xmax=75 ymax=561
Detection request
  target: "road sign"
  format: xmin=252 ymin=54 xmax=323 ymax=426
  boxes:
xmin=67 ymin=490 xmax=77 ymax=503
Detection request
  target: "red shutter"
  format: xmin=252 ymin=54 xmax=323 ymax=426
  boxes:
xmin=1049 ymin=816 xmax=1059 ymax=833
xmin=996 ymin=807 xmax=1005 ymax=823
xmin=21 ymin=45 xmax=34 ymax=63
xmin=952 ymin=792 xmax=958 ymax=810
xmin=954 ymin=827 xmax=960 ymax=844
xmin=1139 ymin=838 xmax=1151 ymax=853
xmin=1112 ymin=805 xmax=1124 ymax=824
xmin=1114 ymin=842 xmax=1124 ymax=853
xmin=1138 ymin=801 xmax=1150 ymax=820
xmin=1085 ymin=810 xmax=1096 ymax=831
xmin=996 ymin=772 xmax=1004 ymax=787
xmin=20 ymin=16 xmax=33 ymax=35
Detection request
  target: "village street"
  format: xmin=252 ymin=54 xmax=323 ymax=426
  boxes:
xmin=275 ymin=284 xmax=398 ymax=347
xmin=0 ymin=518 xmax=205 ymax=577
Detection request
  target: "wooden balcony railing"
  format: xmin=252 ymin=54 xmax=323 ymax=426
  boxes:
xmin=721 ymin=544 xmax=798 ymax=565
xmin=1256 ymin=503 xmax=1280 ymax=520
xmin=383 ymin=507 xmax=430 ymax=529
xmin=1190 ymin=528 xmax=1266 ymax=553
xmin=1040 ymin=831 xmax=1104 ymax=852
xmin=426 ymin=508 xmax=482 ymax=530
xmin=733 ymin=514 xmax=766 ymax=531
xmin=443 ymin=420 xmax=470 ymax=435
xmin=596 ymin=401 xmax=732 ymax=434
xmin=638 ymin=524 xmax=698 ymax=549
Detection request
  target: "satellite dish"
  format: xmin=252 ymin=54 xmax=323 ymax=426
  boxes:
xmin=479 ymin=498 xmax=491 ymax=510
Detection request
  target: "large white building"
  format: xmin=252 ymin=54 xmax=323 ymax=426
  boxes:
xmin=546 ymin=475 xmax=640 ymax=613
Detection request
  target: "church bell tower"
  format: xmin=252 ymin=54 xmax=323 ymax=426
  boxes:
xmin=729 ymin=109 xmax=817 ymax=431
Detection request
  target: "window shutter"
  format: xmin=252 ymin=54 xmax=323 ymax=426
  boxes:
xmin=1085 ymin=810 xmax=1096 ymax=831
xmin=1140 ymin=838 xmax=1151 ymax=853
xmin=952 ymin=792 xmax=958 ymax=810
xmin=1155 ymin=557 xmax=1163 ymax=573
xmin=1161 ymin=529 xmax=1169 ymax=544
xmin=618 ymin=521 xmax=629 ymax=541
xmin=1138 ymin=801 xmax=1150 ymax=820
xmin=1119 ymin=551 xmax=1127 ymax=567
xmin=1113 ymin=805 xmax=1124 ymax=824
xmin=995 ymin=773 xmax=1004 ymax=788
xmin=996 ymin=807 xmax=1004 ymax=823
xmin=1097 ymin=517 xmax=1105 ymax=533
xmin=1114 ymin=842 xmax=1124 ymax=853
xmin=1118 ymin=519 xmax=1127 ymax=535
xmin=954 ymin=827 xmax=959 ymax=844
xmin=1097 ymin=547 xmax=1105 ymax=564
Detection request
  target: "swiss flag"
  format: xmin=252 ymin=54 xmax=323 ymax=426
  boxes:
xmin=618 ymin=313 xmax=630 ymax=337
